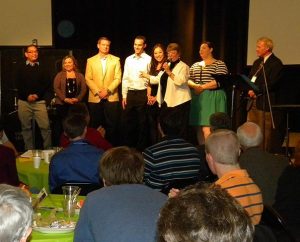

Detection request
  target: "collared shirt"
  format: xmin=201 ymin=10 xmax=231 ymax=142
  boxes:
xmin=100 ymin=57 xmax=107 ymax=74
xmin=122 ymin=52 xmax=151 ymax=98
xmin=26 ymin=60 xmax=39 ymax=66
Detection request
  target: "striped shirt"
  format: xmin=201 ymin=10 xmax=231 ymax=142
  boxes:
xmin=143 ymin=137 xmax=204 ymax=190
xmin=189 ymin=60 xmax=228 ymax=84
xmin=215 ymin=169 xmax=263 ymax=225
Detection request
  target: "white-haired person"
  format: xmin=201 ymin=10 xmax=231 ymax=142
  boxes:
xmin=0 ymin=184 xmax=33 ymax=242
xmin=237 ymin=121 xmax=288 ymax=205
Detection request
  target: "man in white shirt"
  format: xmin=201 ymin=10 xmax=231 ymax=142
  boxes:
xmin=121 ymin=36 xmax=151 ymax=150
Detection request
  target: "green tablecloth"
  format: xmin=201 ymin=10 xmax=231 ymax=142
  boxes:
xmin=17 ymin=157 xmax=50 ymax=193
xmin=29 ymin=194 xmax=85 ymax=242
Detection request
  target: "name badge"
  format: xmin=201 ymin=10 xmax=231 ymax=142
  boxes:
xmin=250 ymin=76 xmax=257 ymax=83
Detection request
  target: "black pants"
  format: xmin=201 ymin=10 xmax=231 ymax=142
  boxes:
xmin=160 ymin=101 xmax=191 ymax=140
xmin=121 ymin=90 xmax=148 ymax=151
xmin=89 ymin=101 xmax=121 ymax=146
xmin=52 ymin=104 xmax=70 ymax=146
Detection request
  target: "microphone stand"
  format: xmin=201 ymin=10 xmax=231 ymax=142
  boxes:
xmin=261 ymin=63 xmax=275 ymax=150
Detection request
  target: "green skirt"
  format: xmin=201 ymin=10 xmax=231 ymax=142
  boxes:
xmin=189 ymin=89 xmax=227 ymax=126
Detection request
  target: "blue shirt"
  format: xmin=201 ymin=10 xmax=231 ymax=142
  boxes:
xmin=49 ymin=140 xmax=103 ymax=192
xmin=74 ymin=184 xmax=167 ymax=242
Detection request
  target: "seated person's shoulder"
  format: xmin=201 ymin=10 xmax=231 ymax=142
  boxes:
xmin=0 ymin=144 xmax=15 ymax=157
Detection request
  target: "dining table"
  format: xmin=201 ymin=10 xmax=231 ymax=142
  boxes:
xmin=17 ymin=156 xmax=51 ymax=193
xmin=29 ymin=193 xmax=85 ymax=242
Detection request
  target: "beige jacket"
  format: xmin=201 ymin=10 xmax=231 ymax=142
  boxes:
xmin=85 ymin=54 xmax=122 ymax=103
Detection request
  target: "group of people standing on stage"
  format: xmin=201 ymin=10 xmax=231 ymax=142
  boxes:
xmin=14 ymin=35 xmax=283 ymax=153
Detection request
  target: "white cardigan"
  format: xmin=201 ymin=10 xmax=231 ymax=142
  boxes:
xmin=150 ymin=60 xmax=191 ymax=107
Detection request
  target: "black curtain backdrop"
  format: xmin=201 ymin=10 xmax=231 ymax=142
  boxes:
xmin=52 ymin=0 xmax=249 ymax=70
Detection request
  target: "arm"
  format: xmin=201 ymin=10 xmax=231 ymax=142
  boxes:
xmin=1 ymin=131 xmax=18 ymax=156
xmin=53 ymin=72 xmax=66 ymax=102
xmin=107 ymin=58 xmax=122 ymax=93
xmin=197 ymin=60 xmax=228 ymax=91
xmin=121 ymin=59 xmax=130 ymax=109
xmin=85 ymin=58 xmax=100 ymax=96
xmin=143 ymin=150 xmax=154 ymax=181
xmin=266 ymin=58 xmax=283 ymax=91
xmin=74 ymin=198 xmax=94 ymax=242
xmin=74 ymin=72 xmax=87 ymax=101
xmin=164 ymin=62 xmax=189 ymax=86
xmin=49 ymin=161 xmax=58 ymax=192
xmin=121 ymin=59 xmax=129 ymax=100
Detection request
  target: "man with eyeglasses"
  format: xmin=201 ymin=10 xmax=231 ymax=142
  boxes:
xmin=15 ymin=44 xmax=52 ymax=150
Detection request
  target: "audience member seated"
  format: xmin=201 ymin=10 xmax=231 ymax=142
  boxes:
xmin=0 ymin=118 xmax=18 ymax=157
xmin=209 ymin=111 xmax=231 ymax=132
xmin=0 ymin=184 xmax=33 ymax=242
xmin=74 ymin=146 xmax=167 ymax=242
xmin=49 ymin=114 xmax=104 ymax=193
xmin=157 ymin=183 xmax=254 ymax=242
xmin=273 ymin=144 xmax=300 ymax=241
xmin=205 ymin=130 xmax=263 ymax=224
xmin=0 ymin=145 xmax=20 ymax=186
xmin=59 ymin=103 xmax=112 ymax=151
xmin=237 ymin=121 xmax=289 ymax=205
xmin=143 ymin=110 xmax=210 ymax=190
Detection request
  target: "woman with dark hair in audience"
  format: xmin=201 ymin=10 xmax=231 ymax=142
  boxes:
xmin=141 ymin=43 xmax=167 ymax=144
xmin=53 ymin=55 xmax=87 ymax=144
xmin=188 ymin=41 xmax=228 ymax=146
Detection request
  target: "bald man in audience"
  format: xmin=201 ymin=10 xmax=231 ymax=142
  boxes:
xmin=205 ymin=130 xmax=263 ymax=224
xmin=237 ymin=121 xmax=288 ymax=205
xmin=170 ymin=130 xmax=263 ymax=224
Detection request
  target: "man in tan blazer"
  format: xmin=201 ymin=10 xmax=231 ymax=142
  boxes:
xmin=85 ymin=37 xmax=122 ymax=145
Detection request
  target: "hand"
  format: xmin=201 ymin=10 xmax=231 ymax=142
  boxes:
xmin=27 ymin=94 xmax=38 ymax=102
xmin=194 ymin=85 xmax=204 ymax=95
xmin=97 ymin=126 xmax=106 ymax=138
xmin=140 ymin=71 xmax=149 ymax=79
xmin=168 ymin=188 xmax=180 ymax=198
xmin=64 ymin=98 xmax=74 ymax=104
xmin=122 ymin=98 xmax=127 ymax=110
xmin=162 ymin=62 xmax=170 ymax=72
xmin=99 ymin=88 xmax=108 ymax=99
xmin=147 ymin=96 xmax=157 ymax=105
xmin=71 ymin=98 xmax=79 ymax=103
xmin=248 ymin=90 xmax=256 ymax=99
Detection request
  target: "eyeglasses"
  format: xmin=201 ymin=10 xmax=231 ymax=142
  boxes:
xmin=27 ymin=51 xmax=38 ymax=54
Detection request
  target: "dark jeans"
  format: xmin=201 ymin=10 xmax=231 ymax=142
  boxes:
xmin=88 ymin=101 xmax=121 ymax=146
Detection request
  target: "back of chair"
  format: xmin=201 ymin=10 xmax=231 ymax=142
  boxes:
xmin=53 ymin=182 xmax=103 ymax=196
xmin=260 ymin=204 xmax=297 ymax=242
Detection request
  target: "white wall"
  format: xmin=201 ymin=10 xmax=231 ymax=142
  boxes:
xmin=0 ymin=0 xmax=52 ymax=46
xmin=247 ymin=0 xmax=300 ymax=65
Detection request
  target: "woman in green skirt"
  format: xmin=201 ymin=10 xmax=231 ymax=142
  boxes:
xmin=188 ymin=41 xmax=228 ymax=145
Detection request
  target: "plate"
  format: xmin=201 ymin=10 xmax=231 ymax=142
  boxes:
xmin=33 ymin=226 xmax=75 ymax=234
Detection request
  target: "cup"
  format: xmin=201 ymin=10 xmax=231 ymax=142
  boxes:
xmin=33 ymin=156 xmax=41 ymax=169
xmin=32 ymin=150 xmax=42 ymax=169
xmin=42 ymin=150 xmax=55 ymax=164
xmin=62 ymin=185 xmax=79 ymax=218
